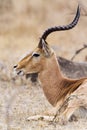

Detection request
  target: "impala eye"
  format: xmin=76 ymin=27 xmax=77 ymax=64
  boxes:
xmin=32 ymin=53 xmax=40 ymax=57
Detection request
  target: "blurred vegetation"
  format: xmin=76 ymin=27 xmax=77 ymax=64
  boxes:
xmin=0 ymin=1 xmax=87 ymax=129
xmin=0 ymin=0 xmax=87 ymax=69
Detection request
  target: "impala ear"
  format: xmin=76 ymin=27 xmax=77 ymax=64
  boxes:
xmin=38 ymin=39 xmax=53 ymax=57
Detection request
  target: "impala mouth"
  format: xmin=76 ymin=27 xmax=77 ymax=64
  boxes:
xmin=13 ymin=68 xmax=24 ymax=76
xmin=17 ymin=70 xmax=24 ymax=76
xmin=17 ymin=70 xmax=22 ymax=75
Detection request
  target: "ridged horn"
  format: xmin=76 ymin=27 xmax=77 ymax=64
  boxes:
xmin=38 ymin=5 xmax=80 ymax=47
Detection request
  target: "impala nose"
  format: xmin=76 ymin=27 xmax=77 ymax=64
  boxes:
xmin=14 ymin=65 xmax=17 ymax=69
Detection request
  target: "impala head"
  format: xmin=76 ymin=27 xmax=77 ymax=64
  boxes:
xmin=14 ymin=5 xmax=80 ymax=76
xmin=14 ymin=39 xmax=54 ymax=75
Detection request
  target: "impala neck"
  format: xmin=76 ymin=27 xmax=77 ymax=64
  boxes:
xmin=38 ymin=54 xmax=80 ymax=106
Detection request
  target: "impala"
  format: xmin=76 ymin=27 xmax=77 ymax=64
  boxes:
xmin=14 ymin=5 xmax=87 ymax=124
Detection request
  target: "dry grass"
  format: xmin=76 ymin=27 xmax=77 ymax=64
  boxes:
xmin=0 ymin=0 xmax=87 ymax=130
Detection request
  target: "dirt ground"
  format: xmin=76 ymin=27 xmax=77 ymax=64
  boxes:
xmin=0 ymin=0 xmax=87 ymax=130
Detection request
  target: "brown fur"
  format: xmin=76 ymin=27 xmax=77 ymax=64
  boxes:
xmin=38 ymin=54 xmax=86 ymax=106
xmin=13 ymin=6 xmax=87 ymax=123
xmin=14 ymin=41 xmax=87 ymax=123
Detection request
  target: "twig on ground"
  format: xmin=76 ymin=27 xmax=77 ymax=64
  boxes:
xmin=27 ymin=115 xmax=54 ymax=122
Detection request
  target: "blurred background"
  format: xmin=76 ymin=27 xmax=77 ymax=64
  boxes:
xmin=0 ymin=1 xmax=87 ymax=130
xmin=0 ymin=0 xmax=87 ymax=66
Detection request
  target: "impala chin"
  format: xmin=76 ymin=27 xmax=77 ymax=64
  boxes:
xmin=14 ymin=68 xmax=24 ymax=76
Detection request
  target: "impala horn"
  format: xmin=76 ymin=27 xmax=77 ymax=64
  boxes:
xmin=38 ymin=5 xmax=81 ymax=48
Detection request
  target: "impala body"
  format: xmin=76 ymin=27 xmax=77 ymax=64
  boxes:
xmin=14 ymin=6 xmax=87 ymax=124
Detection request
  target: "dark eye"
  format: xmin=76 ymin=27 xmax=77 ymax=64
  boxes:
xmin=33 ymin=53 xmax=40 ymax=57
